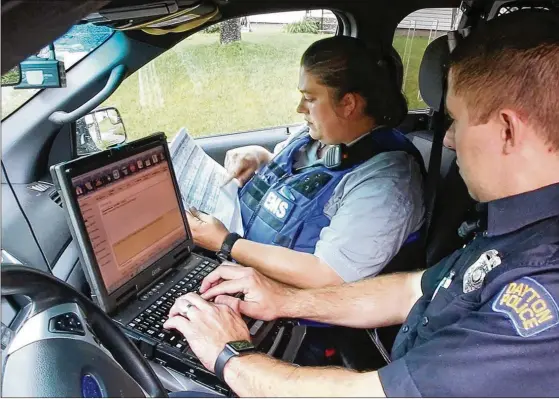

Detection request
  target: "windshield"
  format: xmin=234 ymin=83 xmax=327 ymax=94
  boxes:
xmin=1 ymin=23 xmax=114 ymax=120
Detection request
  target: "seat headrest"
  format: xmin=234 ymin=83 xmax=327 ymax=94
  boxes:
xmin=419 ymin=35 xmax=451 ymax=111
xmin=389 ymin=46 xmax=404 ymax=89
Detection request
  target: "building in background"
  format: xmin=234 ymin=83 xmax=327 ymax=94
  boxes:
xmin=248 ymin=8 xmax=461 ymax=36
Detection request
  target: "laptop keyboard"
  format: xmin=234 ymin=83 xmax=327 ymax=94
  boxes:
xmin=126 ymin=259 xmax=217 ymax=351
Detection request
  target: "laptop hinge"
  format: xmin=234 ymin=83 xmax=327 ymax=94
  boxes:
xmin=136 ymin=268 xmax=175 ymax=299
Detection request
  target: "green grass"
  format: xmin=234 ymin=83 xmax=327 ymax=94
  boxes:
xmin=2 ymin=32 xmax=428 ymax=133
xmin=102 ymin=32 xmax=429 ymax=142
xmin=393 ymin=35 xmax=430 ymax=110
xmin=1 ymin=67 xmax=21 ymax=86
xmin=102 ymin=32 xmax=320 ymax=141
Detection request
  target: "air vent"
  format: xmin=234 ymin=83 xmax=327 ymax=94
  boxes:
xmin=49 ymin=190 xmax=63 ymax=208
xmin=27 ymin=181 xmax=52 ymax=193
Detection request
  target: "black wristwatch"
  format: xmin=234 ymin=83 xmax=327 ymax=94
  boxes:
xmin=214 ymin=340 xmax=256 ymax=382
xmin=216 ymin=232 xmax=242 ymax=262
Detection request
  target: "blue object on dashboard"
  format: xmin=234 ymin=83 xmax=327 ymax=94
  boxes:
xmin=81 ymin=374 xmax=104 ymax=398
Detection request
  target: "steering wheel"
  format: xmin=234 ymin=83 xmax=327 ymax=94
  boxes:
xmin=1 ymin=265 xmax=168 ymax=398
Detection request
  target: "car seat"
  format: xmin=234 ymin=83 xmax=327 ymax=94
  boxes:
xmin=335 ymin=37 xmax=477 ymax=371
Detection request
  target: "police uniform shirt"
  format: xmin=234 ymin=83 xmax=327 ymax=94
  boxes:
xmin=378 ymin=182 xmax=559 ymax=397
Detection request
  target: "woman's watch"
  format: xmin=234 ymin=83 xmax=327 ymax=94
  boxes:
xmin=216 ymin=232 xmax=241 ymax=262
xmin=214 ymin=340 xmax=256 ymax=382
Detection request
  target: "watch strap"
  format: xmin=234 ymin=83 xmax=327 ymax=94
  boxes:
xmin=214 ymin=341 xmax=255 ymax=382
xmin=214 ymin=344 xmax=237 ymax=382
xmin=216 ymin=232 xmax=241 ymax=262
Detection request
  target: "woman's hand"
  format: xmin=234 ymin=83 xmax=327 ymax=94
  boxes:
xmin=186 ymin=208 xmax=229 ymax=252
xmin=223 ymin=146 xmax=273 ymax=187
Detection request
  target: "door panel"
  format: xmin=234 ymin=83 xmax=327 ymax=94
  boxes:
xmin=196 ymin=111 xmax=431 ymax=167
xmin=196 ymin=123 xmax=304 ymax=166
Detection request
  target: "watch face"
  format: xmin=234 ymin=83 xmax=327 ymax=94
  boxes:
xmin=228 ymin=340 xmax=255 ymax=352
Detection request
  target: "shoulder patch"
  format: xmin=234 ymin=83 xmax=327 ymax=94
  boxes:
xmin=492 ymin=277 xmax=559 ymax=337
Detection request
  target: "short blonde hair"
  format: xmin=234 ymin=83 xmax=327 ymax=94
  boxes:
xmin=450 ymin=10 xmax=559 ymax=149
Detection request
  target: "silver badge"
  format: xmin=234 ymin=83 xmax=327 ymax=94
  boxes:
xmin=463 ymin=249 xmax=502 ymax=293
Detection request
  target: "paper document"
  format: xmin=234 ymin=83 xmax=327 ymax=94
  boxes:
xmin=169 ymin=128 xmax=243 ymax=235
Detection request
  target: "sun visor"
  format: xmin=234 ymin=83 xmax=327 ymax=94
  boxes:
xmin=418 ymin=35 xmax=451 ymax=112
xmin=81 ymin=0 xmax=220 ymax=34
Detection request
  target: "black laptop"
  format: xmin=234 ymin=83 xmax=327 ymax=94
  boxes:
xmin=50 ymin=133 xmax=284 ymax=394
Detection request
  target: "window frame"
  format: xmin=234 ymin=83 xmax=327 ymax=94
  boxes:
xmin=1 ymin=25 xmax=115 ymax=121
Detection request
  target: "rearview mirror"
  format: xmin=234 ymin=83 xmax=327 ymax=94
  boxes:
xmin=75 ymin=107 xmax=127 ymax=156
xmin=1 ymin=65 xmax=22 ymax=86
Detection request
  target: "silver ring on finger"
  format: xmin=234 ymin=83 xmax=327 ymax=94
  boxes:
xmin=180 ymin=303 xmax=194 ymax=319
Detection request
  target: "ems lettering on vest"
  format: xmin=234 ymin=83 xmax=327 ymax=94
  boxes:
xmin=492 ymin=277 xmax=559 ymax=337
xmin=263 ymin=191 xmax=293 ymax=220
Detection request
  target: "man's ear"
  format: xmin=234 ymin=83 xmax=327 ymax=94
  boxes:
xmin=498 ymin=109 xmax=526 ymax=155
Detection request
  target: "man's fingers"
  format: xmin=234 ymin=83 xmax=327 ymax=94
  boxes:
xmin=181 ymin=293 xmax=214 ymax=312
xmin=214 ymin=295 xmax=242 ymax=314
xmin=169 ymin=296 xmax=194 ymax=318
xmin=215 ymin=295 xmax=261 ymax=319
xmin=200 ymin=264 xmax=249 ymax=293
xmin=163 ymin=315 xmax=191 ymax=334
xmin=201 ymin=278 xmax=248 ymax=300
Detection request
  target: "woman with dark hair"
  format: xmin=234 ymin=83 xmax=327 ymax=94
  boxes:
xmin=187 ymin=36 xmax=425 ymax=288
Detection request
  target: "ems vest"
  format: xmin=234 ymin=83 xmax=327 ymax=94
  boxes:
xmin=239 ymin=127 xmax=425 ymax=253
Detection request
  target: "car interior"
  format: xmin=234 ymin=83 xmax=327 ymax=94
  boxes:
xmin=1 ymin=0 xmax=555 ymax=396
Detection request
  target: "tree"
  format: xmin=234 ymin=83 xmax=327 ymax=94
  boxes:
xmin=220 ymin=18 xmax=241 ymax=44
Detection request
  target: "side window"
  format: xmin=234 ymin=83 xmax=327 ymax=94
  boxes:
xmin=102 ymin=10 xmax=338 ymax=142
xmin=392 ymin=8 xmax=461 ymax=109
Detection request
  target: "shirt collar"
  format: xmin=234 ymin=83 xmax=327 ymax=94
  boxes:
xmin=480 ymin=183 xmax=559 ymax=237
xmin=346 ymin=125 xmax=389 ymax=147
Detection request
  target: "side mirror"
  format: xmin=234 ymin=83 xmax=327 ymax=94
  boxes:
xmin=1 ymin=65 xmax=22 ymax=86
xmin=75 ymin=107 xmax=127 ymax=156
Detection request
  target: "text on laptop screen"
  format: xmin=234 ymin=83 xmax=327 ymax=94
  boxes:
xmin=71 ymin=146 xmax=187 ymax=294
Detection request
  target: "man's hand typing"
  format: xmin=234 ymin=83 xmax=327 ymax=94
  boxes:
xmin=200 ymin=262 xmax=297 ymax=321
xmin=164 ymin=292 xmax=250 ymax=372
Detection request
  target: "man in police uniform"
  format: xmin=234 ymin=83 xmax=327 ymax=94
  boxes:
xmin=164 ymin=10 xmax=559 ymax=397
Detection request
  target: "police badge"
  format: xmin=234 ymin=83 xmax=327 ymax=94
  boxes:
xmin=463 ymin=249 xmax=502 ymax=293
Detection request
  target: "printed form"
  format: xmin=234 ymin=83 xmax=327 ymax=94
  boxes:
xmin=169 ymin=128 xmax=244 ymax=235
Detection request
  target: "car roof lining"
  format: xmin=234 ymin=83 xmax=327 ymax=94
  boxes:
xmin=121 ymin=0 xmax=462 ymax=52
xmin=1 ymin=0 xmax=462 ymax=74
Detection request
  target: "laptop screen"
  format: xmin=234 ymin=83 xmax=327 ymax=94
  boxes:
xmin=71 ymin=145 xmax=188 ymax=294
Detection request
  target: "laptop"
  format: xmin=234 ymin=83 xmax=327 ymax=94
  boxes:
xmin=51 ymin=133 xmax=281 ymax=393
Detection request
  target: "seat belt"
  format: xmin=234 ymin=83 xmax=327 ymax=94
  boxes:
xmin=423 ymin=86 xmax=447 ymax=239
xmin=366 ymin=81 xmax=448 ymax=364
xmin=423 ymin=30 xmax=457 ymax=250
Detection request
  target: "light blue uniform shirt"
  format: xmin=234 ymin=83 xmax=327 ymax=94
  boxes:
xmin=286 ymin=135 xmax=424 ymax=282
